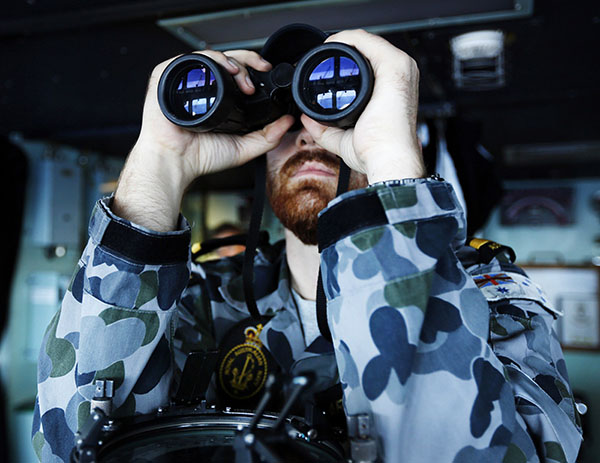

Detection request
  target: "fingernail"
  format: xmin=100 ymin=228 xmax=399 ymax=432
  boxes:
xmin=227 ymin=59 xmax=239 ymax=71
xmin=245 ymin=75 xmax=255 ymax=89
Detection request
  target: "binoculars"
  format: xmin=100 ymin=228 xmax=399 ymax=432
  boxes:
xmin=157 ymin=42 xmax=373 ymax=134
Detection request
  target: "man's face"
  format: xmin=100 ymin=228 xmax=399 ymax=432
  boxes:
xmin=266 ymin=127 xmax=367 ymax=245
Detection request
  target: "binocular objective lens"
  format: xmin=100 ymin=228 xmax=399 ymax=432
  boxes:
xmin=292 ymin=43 xmax=373 ymax=127
xmin=306 ymin=56 xmax=360 ymax=112
xmin=174 ymin=66 xmax=217 ymax=119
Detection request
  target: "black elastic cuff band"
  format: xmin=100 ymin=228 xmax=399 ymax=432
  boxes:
xmin=101 ymin=220 xmax=190 ymax=265
xmin=318 ymin=191 xmax=387 ymax=252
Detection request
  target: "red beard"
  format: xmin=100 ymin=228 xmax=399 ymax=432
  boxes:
xmin=267 ymin=149 xmax=365 ymax=245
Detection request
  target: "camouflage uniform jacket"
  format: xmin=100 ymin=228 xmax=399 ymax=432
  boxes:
xmin=33 ymin=177 xmax=582 ymax=462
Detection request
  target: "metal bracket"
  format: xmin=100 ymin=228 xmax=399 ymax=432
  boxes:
xmin=347 ymin=413 xmax=378 ymax=463
xmin=90 ymin=379 xmax=114 ymax=416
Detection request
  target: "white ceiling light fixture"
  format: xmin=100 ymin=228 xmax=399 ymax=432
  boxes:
xmin=450 ymin=30 xmax=505 ymax=90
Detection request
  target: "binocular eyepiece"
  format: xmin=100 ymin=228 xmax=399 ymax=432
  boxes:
xmin=157 ymin=43 xmax=373 ymax=134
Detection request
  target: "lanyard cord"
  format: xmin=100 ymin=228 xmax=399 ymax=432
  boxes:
xmin=243 ymin=155 xmax=351 ymax=340
xmin=242 ymin=155 xmax=267 ymax=321
xmin=316 ymin=160 xmax=351 ymax=342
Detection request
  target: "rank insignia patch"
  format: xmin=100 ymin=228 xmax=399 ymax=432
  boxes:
xmin=473 ymin=273 xmax=514 ymax=288
xmin=472 ymin=270 xmax=559 ymax=315
xmin=217 ymin=317 xmax=276 ymax=404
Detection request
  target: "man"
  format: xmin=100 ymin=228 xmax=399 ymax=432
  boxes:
xmin=208 ymin=223 xmax=246 ymax=258
xmin=33 ymin=28 xmax=582 ymax=462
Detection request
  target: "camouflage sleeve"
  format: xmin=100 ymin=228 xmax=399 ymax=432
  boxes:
xmin=317 ymin=178 xmax=583 ymax=463
xmin=489 ymin=297 xmax=583 ymax=463
xmin=32 ymin=197 xmax=191 ymax=463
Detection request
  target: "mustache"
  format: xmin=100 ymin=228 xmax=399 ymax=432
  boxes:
xmin=281 ymin=149 xmax=340 ymax=177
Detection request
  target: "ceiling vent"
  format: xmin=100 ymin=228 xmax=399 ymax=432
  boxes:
xmin=450 ymin=30 xmax=505 ymax=90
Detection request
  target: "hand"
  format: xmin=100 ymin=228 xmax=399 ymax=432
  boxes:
xmin=114 ymin=50 xmax=294 ymax=231
xmin=300 ymin=29 xmax=426 ymax=183
xmin=136 ymin=50 xmax=294 ymax=182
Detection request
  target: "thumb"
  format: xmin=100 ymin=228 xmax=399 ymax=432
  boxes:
xmin=300 ymin=114 xmax=349 ymax=157
xmin=236 ymin=114 xmax=295 ymax=164
xmin=301 ymin=114 xmax=361 ymax=172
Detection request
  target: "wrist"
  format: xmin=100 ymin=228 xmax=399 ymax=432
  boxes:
xmin=364 ymin=150 xmax=426 ymax=183
xmin=113 ymin=141 xmax=189 ymax=232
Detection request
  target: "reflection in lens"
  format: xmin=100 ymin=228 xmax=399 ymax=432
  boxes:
xmin=175 ymin=66 xmax=218 ymax=117
xmin=305 ymin=55 xmax=361 ymax=113
xmin=193 ymin=99 xmax=207 ymax=116
xmin=317 ymin=92 xmax=333 ymax=109
xmin=187 ymin=68 xmax=206 ymax=88
xmin=339 ymin=57 xmax=359 ymax=77
xmin=336 ymin=90 xmax=356 ymax=109
xmin=309 ymin=58 xmax=335 ymax=81
xmin=183 ymin=96 xmax=216 ymax=116
xmin=180 ymin=68 xmax=217 ymax=89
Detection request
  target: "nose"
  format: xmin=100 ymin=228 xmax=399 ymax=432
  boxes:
xmin=295 ymin=127 xmax=316 ymax=148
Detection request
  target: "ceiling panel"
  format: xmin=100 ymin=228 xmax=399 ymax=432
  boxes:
xmin=157 ymin=0 xmax=530 ymax=50
xmin=0 ymin=0 xmax=598 ymax=182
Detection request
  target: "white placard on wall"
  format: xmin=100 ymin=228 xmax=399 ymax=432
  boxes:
xmin=523 ymin=266 xmax=600 ymax=350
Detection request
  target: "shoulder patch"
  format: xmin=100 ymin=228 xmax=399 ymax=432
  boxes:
xmin=473 ymin=271 xmax=561 ymax=316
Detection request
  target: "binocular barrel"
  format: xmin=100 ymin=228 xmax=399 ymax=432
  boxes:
xmin=157 ymin=43 xmax=373 ymax=134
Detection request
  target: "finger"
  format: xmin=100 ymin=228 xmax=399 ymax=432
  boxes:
xmin=325 ymin=29 xmax=414 ymax=78
xmin=194 ymin=50 xmax=254 ymax=95
xmin=193 ymin=49 xmax=240 ymax=74
xmin=225 ymin=56 xmax=256 ymax=95
xmin=225 ymin=50 xmax=272 ymax=72
xmin=234 ymin=115 xmax=295 ymax=165
xmin=325 ymin=29 xmax=393 ymax=55
xmin=196 ymin=50 xmax=259 ymax=95
xmin=224 ymin=51 xmax=273 ymax=95
xmin=324 ymin=30 xmax=419 ymax=119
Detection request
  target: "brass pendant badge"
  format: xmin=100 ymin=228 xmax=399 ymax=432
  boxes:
xmin=219 ymin=324 xmax=268 ymax=400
